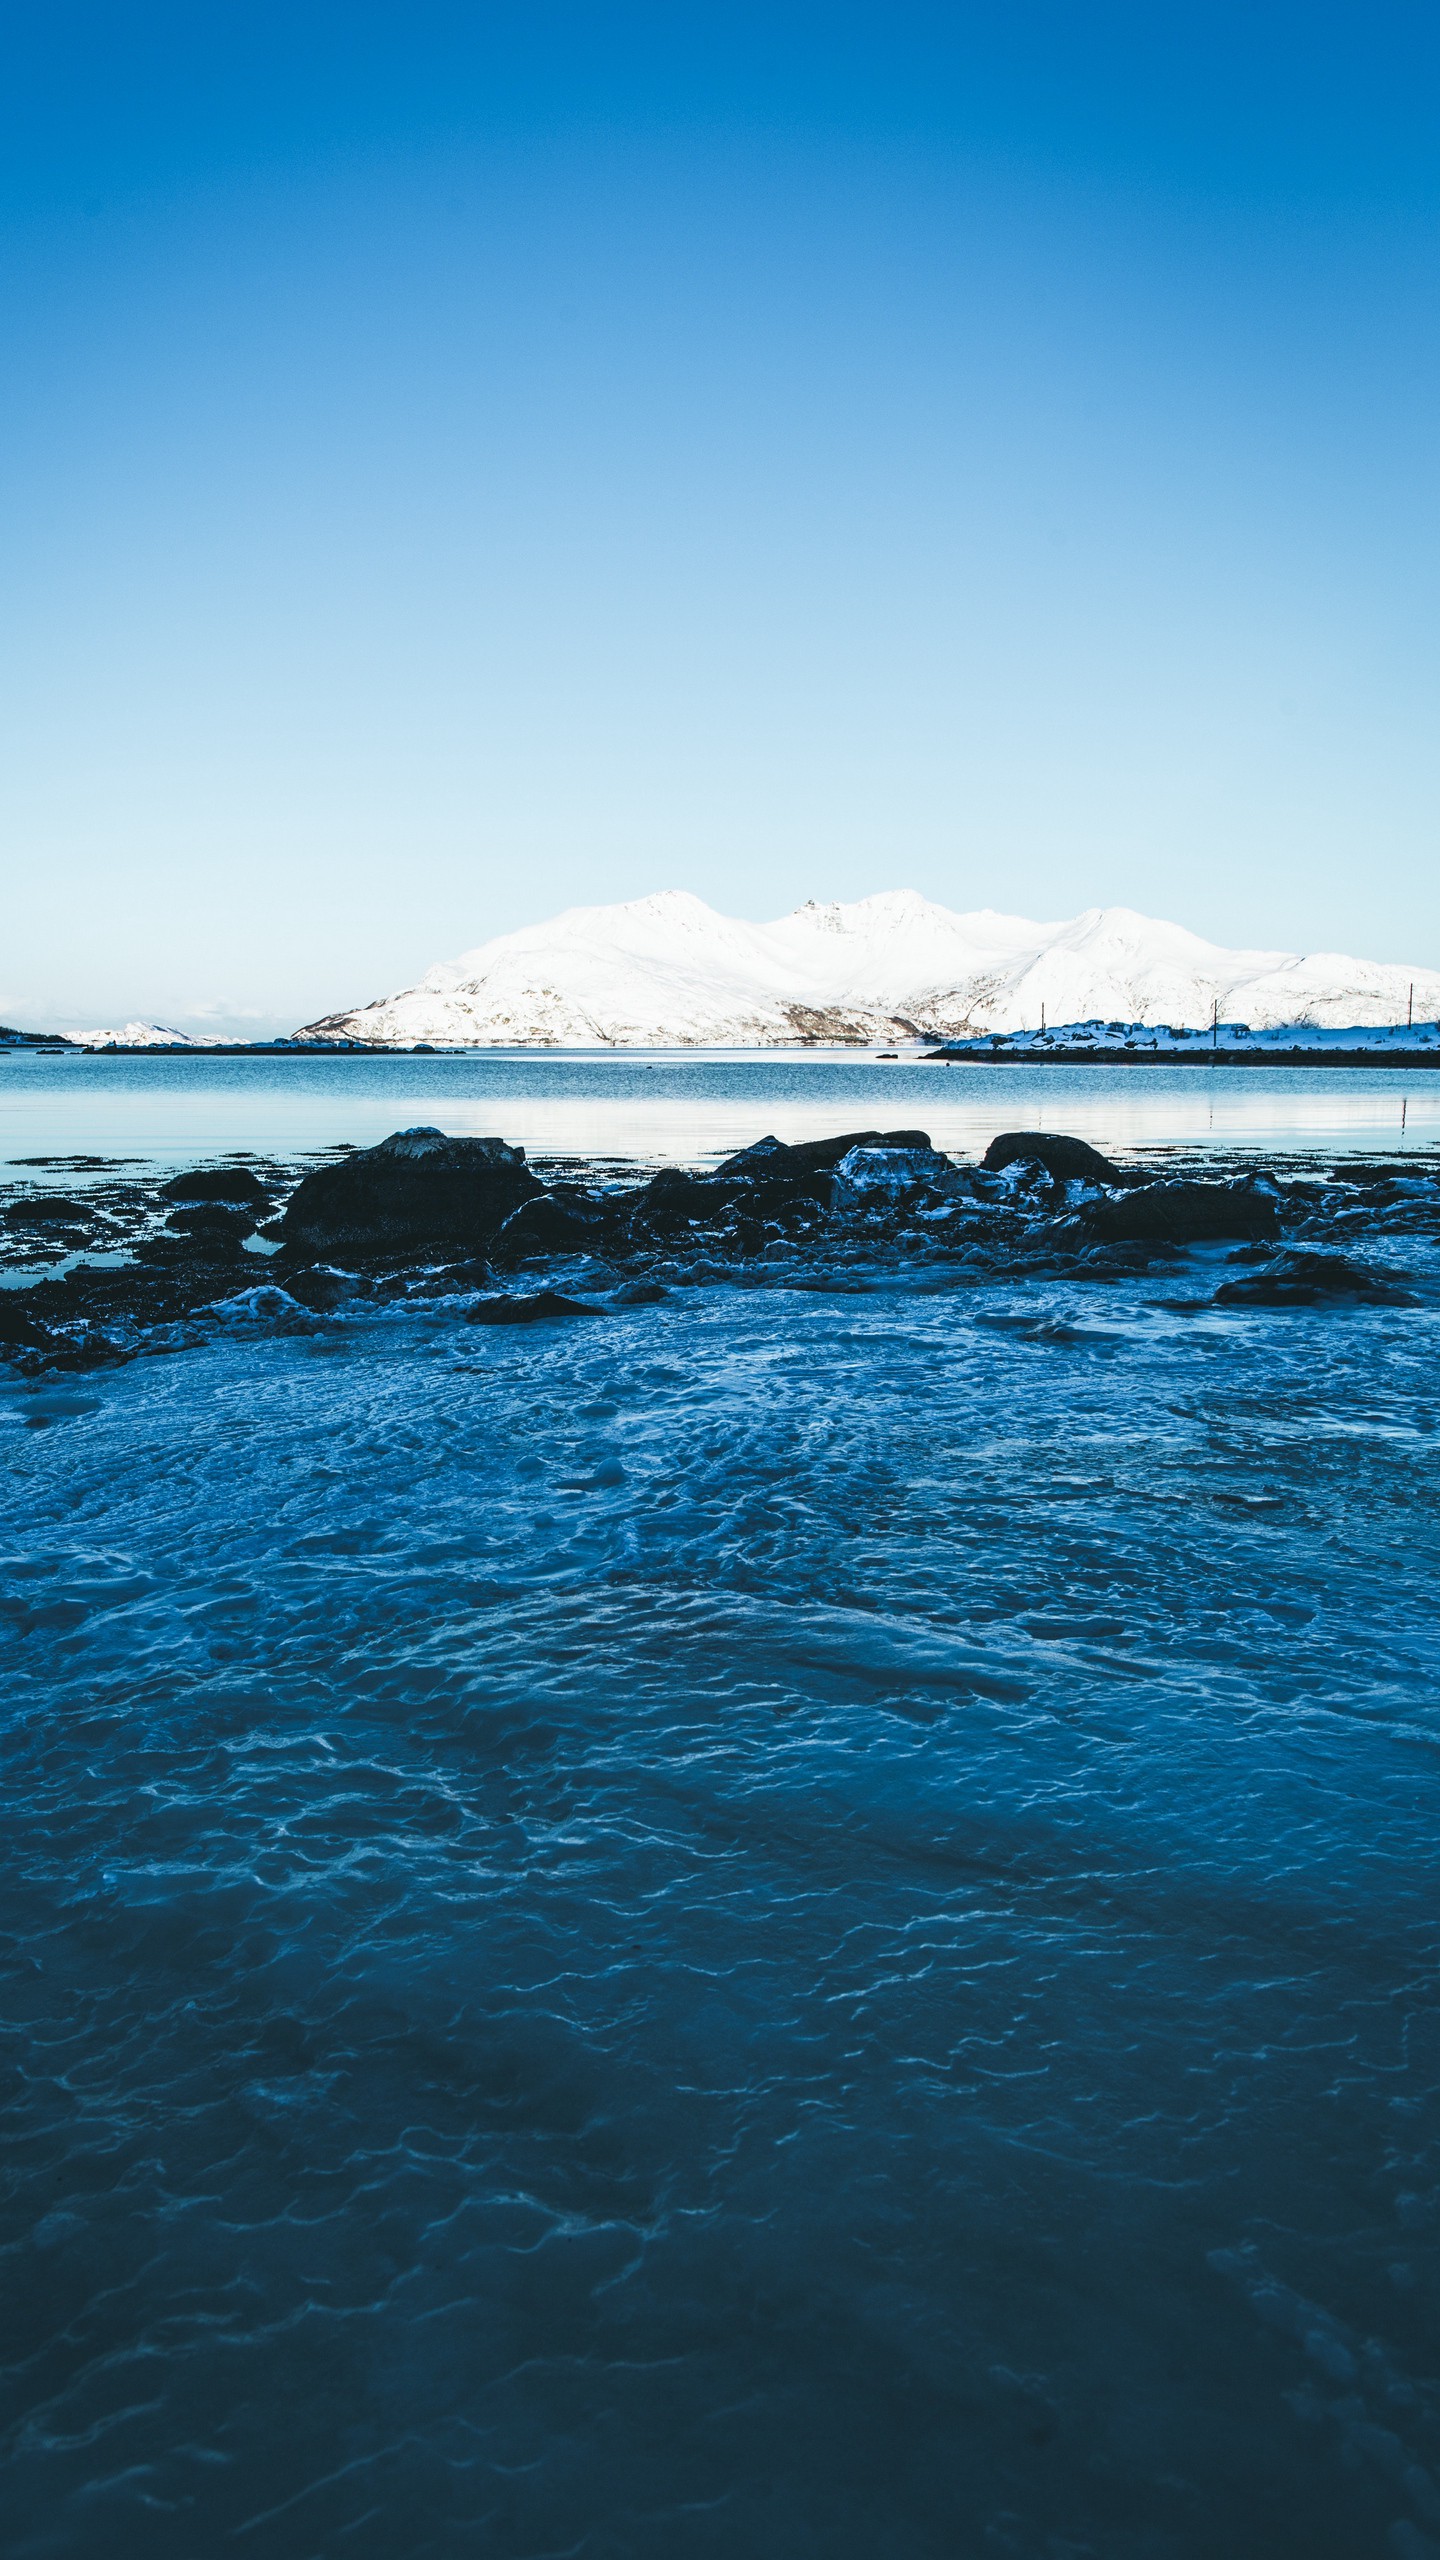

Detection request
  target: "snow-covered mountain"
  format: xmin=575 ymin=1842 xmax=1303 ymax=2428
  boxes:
xmin=294 ymin=890 xmax=1440 ymax=1048
xmin=74 ymin=1021 xmax=212 ymax=1049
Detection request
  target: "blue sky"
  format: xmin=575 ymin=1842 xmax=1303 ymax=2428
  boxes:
xmin=4 ymin=1 xmax=1438 ymax=1032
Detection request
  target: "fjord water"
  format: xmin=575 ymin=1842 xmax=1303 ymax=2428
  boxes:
xmin=2 ymin=1064 xmax=1439 ymax=2558
xmin=1 ymin=1045 xmax=1437 ymax=1175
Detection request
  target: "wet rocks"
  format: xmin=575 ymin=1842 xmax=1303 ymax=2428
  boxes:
xmin=1079 ymin=1178 xmax=1280 ymax=1245
xmin=627 ymin=1167 xmax=753 ymax=1246
xmin=978 ymin=1137 xmax=1291 ymax=1254
xmin=281 ymin=1127 xmax=539 ymax=1257
xmin=285 ymin=1264 xmax=361 ymax=1311
xmin=829 ymin=1143 xmax=968 ymax=1216
xmin=630 ymin=1129 xmax=949 ymax=1251
xmin=0 ymin=1296 xmax=57 ymax=1355
xmin=3 ymin=1195 xmax=88 ymax=1228
xmin=0 ymin=1293 xmax=128 ymax=1372
xmin=466 ymin=1290 xmax=607 ymax=1325
xmin=489 ymin=1187 xmax=610 ymax=1267
xmin=164 ymin=1203 xmax=260 ymax=1241
xmin=982 ymin=1132 xmax=1132 ymax=1185
xmin=7 ymin=1115 xmax=1422 ymax=1381
xmin=713 ymin=1129 xmax=933 ymax=1179
xmin=162 ymin=1167 xmax=271 ymax=1209
xmin=136 ymin=1225 xmax=250 ymax=1264
xmin=207 ymin=1284 xmax=316 ymax=1334
xmin=0 ymin=1228 xmax=286 ymax=1372
xmin=1213 ymin=1251 xmax=1416 ymax=1307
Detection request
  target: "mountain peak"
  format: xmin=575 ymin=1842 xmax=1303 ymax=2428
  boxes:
xmin=294 ymin=892 xmax=1440 ymax=1047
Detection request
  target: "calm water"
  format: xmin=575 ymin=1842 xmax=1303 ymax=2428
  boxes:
xmin=1 ymin=1047 xmax=1435 ymax=1178
xmin=2 ymin=1060 xmax=1438 ymax=2558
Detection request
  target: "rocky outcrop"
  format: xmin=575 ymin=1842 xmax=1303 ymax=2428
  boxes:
xmin=4 ymin=1196 xmax=88 ymax=1228
xmin=713 ymin=1130 xmax=933 ymax=1179
xmin=829 ymin=1144 xmax=968 ymax=1214
xmin=629 ymin=1129 xmax=947 ymax=1250
xmin=466 ymin=1290 xmax=607 ymax=1325
xmin=1079 ymin=1179 xmax=1279 ymax=1244
xmin=1213 ymin=1251 xmax=1414 ymax=1307
xmin=137 ymin=1224 xmax=251 ymax=1264
xmin=982 ymin=1132 xmax=1132 ymax=1185
xmin=281 ymin=1127 xmax=539 ymax=1257
xmin=163 ymin=1204 xmax=260 ymax=1242
xmin=21 ymin=1121 xmax=1435 ymax=1381
xmin=489 ymin=1187 xmax=611 ymax=1267
xmin=162 ymin=1167 xmax=271 ymax=1209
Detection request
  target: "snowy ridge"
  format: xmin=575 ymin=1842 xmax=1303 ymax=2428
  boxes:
xmin=75 ymin=1021 xmax=216 ymax=1049
xmin=295 ymin=889 xmax=1440 ymax=1048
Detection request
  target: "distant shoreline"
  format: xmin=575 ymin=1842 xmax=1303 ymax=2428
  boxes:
xmin=924 ymin=1044 xmax=1440 ymax=1070
xmin=6 ymin=1039 xmax=1440 ymax=1070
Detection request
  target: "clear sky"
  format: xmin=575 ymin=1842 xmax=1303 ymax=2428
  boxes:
xmin=4 ymin=1 xmax=1439 ymax=1034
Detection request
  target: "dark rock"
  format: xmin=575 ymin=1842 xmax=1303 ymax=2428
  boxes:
xmin=204 ymin=1282 xmax=316 ymax=1333
xmin=611 ymin=1279 xmax=669 ymax=1305
xmin=1072 ymin=1240 xmax=1170 ymax=1276
xmin=489 ymin=1190 xmax=605 ymax=1267
xmin=631 ymin=1130 xmax=945 ymax=1250
xmin=628 ymin=1168 xmax=751 ymax=1244
xmin=1081 ymin=1179 xmax=1279 ymax=1244
xmin=286 ymin=1264 xmax=361 ymax=1311
xmin=135 ymin=1228 xmax=251 ymax=1263
xmin=466 ymin=1290 xmax=607 ymax=1325
xmin=0 ymin=1297 xmax=53 ymax=1352
xmin=1213 ymin=1251 xmax=1416 ymax=1308
xmin=3 ymin=1195 xmax=87 ymax=1226
xmin=165 ymin=1203 xmax=259 ymax=1238
xmin=982 ymin=1132 xmax=1130 ymax=1185
xmin=629 ymin=1168 xmax=823 ymax=1251
xmin=162 ymin=1166 xmax=271 ymax=1208
xmin=14 ymin=1254 xmax=235 ymax=1344
xmin=281 ymin=1126 xmax=539 ymax=1257
xmin=828 ymin=1144 xmax=967 ymax=1213
xmin=0 ymin=1291 xmax=128 ymax=1371
xmin=714 ymin=1129 xmax=933 ymax=1178
xmin=38 ymin=1328 xmax=131 ymax=1372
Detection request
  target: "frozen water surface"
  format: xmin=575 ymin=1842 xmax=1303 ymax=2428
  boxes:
xmin=2 ymin=1221 xmax=1439 ymax=2557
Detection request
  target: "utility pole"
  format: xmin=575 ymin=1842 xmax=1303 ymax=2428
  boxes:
xmin=1408 ymin=981 xmax=1414 ymax=1029
xmin=1211 ymin=997 xmax=1218 ymax=1050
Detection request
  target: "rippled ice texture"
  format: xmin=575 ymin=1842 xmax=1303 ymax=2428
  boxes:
xmin=3 ymin=1255 xmax=1439 ymax=2558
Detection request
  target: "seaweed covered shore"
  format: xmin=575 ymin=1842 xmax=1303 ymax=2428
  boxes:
xmin=2 ymin=1122 xmax=1437 ymax=1376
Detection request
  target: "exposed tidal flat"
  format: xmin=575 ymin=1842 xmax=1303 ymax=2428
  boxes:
xmin=1 ymin=1059 xmax=1438 ymax=2559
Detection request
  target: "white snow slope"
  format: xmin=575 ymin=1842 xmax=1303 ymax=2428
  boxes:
xmin=295 ymin=891 xmax=1440 ymax=1048
xmin=74 ymin=1021 xmax=213 ymax=1049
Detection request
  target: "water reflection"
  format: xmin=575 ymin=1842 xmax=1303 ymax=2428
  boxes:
xmin=1 ymin=1048 xmax=1434 ymax=1177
